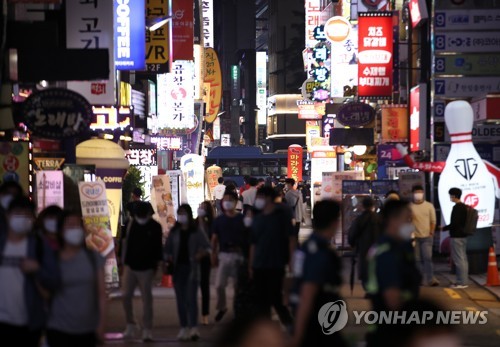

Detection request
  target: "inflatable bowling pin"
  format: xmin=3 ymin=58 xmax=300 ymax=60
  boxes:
xmin=437 ymin=101 xmax=496 ymax=229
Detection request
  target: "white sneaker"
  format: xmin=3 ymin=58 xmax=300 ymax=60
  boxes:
xmin=177 ymin=328 xmax=190 ymax=341
xmin=189 ymin=327 xmax=200 ymax=341
xmin=142 ymin=329 xmax=153 ymax=342
xmin=123 ymin=324 xmax=136 ymax=339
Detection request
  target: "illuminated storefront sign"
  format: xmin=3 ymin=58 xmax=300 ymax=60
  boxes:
xmin=145 ymin=0 xmax=170 ymax=73
xmin=409 ymin=0 xmax=428 ymax=28
xmin=410 ymin=85 xmax=421 ymax=151
xmin=325 ymin=16 xmax=351 ymax=43
xmin=287 ymin=145 xmax=303 ymax=182
xmin=202 ymin=0 xmax=214 ymax=47
xmin=180 ymin=154 xmax=204 ymax=218
xmin=305 ymin=0 xmax=321 ymax=48
xmin=358 ymin=12 xmax=394 ymax=99
xmin=36 ymin=171 xmax=64 ymax=213
xmin=297 ymin=100 xmax=323 ymax=120
xmin=311 ymin=40 xmax=331 ymax=102
xmin=114 ymin=0 xmax=145 ymax=70
xmin=330 ymin=26 xmax=358 ymax=98
xmin=380 ymin=105 xmax=408 ymax=143
xmin=306 ymin=120 xmax=321 ymax=152
xmin=336 ymin=102 xmax=375 ymax=127
xmin=256 ymin=52 xmax=267 ymax=125
xmin=172 ymin=0 xmax=194 ymax=60
xmin=91 ymin=107 xmax=131 ymax=130
xmin=125 ymin=148 xmax=157 ymax=166
xmin=150 ymin=136 xmax=183 ymax=150
xmin=204 ymin=48 xmax=222 ymax=123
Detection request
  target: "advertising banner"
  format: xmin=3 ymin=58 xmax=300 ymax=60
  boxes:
xmin=434 ymin=77 xmax=500 ymax=98
xmin=358 ymin=12 xmax=393 ymax=99
xmin=434 ymin=54 xmax=500 ymax=76
xmin=287 ymin=145 xmax=303 ymax=183
xmin=95 ymin=169 xmax=127 ymax=237
xmin=377 ymin=144 xmax=406 ymax=179
xmin=380 ymin=105 xmax=408 ymax=143
xmin=434 ymin=32 xmax=500 ymax=53
xmin=327 ymin=171 xmax=364 ymax=201
xmin=167 ymin=170 xmax=183 ymax=216
xmin=78 ymin=180 xmax=119 ymax=289
xmin=0 ymin=142 xmax=29 ymax=194
xmin=172 ymin=0 xmax=194 ymax=60
xmin=204 ymin=48 xmax=222 ymax=123
xmin=114 ymin=0 xmax=145 ymax=70
xmin=66 ymin=0 xmax=115 ymax=105
xmin=180 ymin=154 xmax=204 ymax=218
xmin=410 ymin=84 xmax=426 ymax=152
xmin=205 ymin=165 xmax=222 ymax=200
xmin=398 ymin=171 xmax=425 ymax=200
xmin=434 ymin=10 xmax=500 ymax=31
xmin=36 ymin=171 xmax=64 ymax=213
xmin=151 ymin=175 xmax=175 ymax=233
xmin=145 ymin=0 xmax=170 ymax=73
xmin=306 ymin=121 xmax=321 ymax=152
xmin=202 ymin=0 xmax=214 ymax=47
xmin=256 ymin=52 xmax=267 ymax=125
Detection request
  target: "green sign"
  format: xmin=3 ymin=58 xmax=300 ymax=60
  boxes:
xmin=435 ymin=54 xmax=500 ymax=76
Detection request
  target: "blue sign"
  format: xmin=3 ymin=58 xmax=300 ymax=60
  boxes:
xmin=114 ymin=0 xmax=146 ymax=70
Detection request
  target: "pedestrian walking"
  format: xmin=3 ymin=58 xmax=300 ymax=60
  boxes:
xmin=197 ymin=201 xmax=215 ymax=325
xmin=249 ymin=186 xmax=294 ymax=326
xmin=122 ymin=201 xmax=163 ymax=341
xmin=241 ymin=177 xmax=258 ymax=214
xmin=0 ymin=197 xmax=59 ymax=347
xmin=441 ymin=187 xmax=470 ymax=289
xmin=213 ymin=177 xmax=226 ymax=216
xmin=410 ymin=185 xmax=439 ymax=286
xmin=165 ymin=204 xmax=211 ymax=341
xmin=211 ymin=191 xmax=247 ymax=322
xmin=46 ymin=211 xmax=106 ymax=347
xmin=290 ymin=200 xmax=348 ymax=347
xmin=35 ymin=206 xmax=64 ymax=252
xmin=284 ymin=178 xmax=305 ymax=240
xmin=0 ymin=181 xmax=24 ymax=237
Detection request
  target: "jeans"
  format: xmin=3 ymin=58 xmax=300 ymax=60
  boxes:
xmin=122 ymin=266 xmax=155 ymax=329
xmin=46 ymin=329 xmax=96 ymax=347
xmin=451 ymin=238 xmax=468 ymax=285
xmin=253 ymin=268 xmax=292 ymax=325
xmin=415 ymin=237 xmax=435 ymax=283
xmin=200 ymin=256 xmax=211 ymax=316
xmin=173 ymin=264 xmax=199 ymax=328
xmin=215 ymin=252 xmax=242 ymax=311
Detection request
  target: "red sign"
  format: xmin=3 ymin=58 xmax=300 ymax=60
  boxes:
xmin=410 ymin=85 xmax=420 ymax=152
xmin=409 ymin=0 xmax=428 ymax=28
xmin=464 ymin=193 xmax=479 ymax=208
xmin=358 ymin=12 xmax=393 ymax=99
xmin=172 ymin=0 xmax=194 ymax=61
xmin=287 ymin=145 xmax=303 ymax=182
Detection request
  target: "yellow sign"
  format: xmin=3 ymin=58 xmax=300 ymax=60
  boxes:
xmin=381 ymin=105 xmax=409 ymax=143
xmin=205 ymin=165 xmax=222 ymax=199
xmin=204 ymin=48 xmax=222 ymax=123
xmin=146 ymin=0 xmax=170 ymax=66
xmin=306 ymin=121 xmax=321 ymax=152
xmin=33 ymin=157 xmax=65 ymax=171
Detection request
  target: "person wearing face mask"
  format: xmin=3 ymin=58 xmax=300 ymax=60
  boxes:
xmin=165 ymin=204 xmax=211 ymax=341
xmin=196 ymin=201 xmax=215 ymax=325
xmin=46 ymin=211 xmax=106 ymax=347
xmin=35 ymin=205 xmax=64 ymax=252
xmin=211 ymin=191 xmax=247 ymax=323
xmin=0 ymin=197 xmax=59 ymax=347
xmin=410 ymin=185 xmax=439 ymax=287
xmin=365 ymin=199 xmax=421 ymax=347
xmin=121 ymin=201 xmax=163 ymax=342
xmin=0 ymin=181 xmax=24 ymax=238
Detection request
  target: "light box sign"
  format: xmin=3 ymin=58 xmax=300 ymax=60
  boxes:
xmin=114 ymin=0 xmax=145 ymax=70
xmin=91 ymin=107 xmax=131 ymax=130
xmin=256 ymin=52 xmax=267 ymax=125
xmin=434 ymin=32 xmax=500 ymax=53
xmin=358 ymin=12 xmax=394 ymax=99
xmin=434 ymin=54 xmax=500 ymax=76
xmin=409 ymin=0 xmax=428 ymax=28
xmin=410 ymin=85 xmax=420 ymax=152
xmin=126 ymin=148 xmax=157 ymax=166
xmin=172 ymin=0 xmax=194 ymax=60
xmin=297 ymin=100 xmax=321 ymax=120
xmin=145 ymin=0 xmax=170 ymax=73
xmin=36 ymin=171 xmax=64 ymax=213
xmin=380 ymin=105 xmax=408 ymax=143
xmin=150 ymin=136 xmax=183 ymax=150
xmin=434 ymin=10 xmax=500 ymax=31
xmin=204 ymin=48 xmax=222 ymax=123
xmin=434 ymin=77 xmax=500 ymax=98
xmin=180 ymin=154 xmax=204 ymax=218
xmin=305 ymin=0 xmax=321 ymax=48
xmin=287 ymin=145 xmax=303 ymax=183
xmin=202 ymin=0 xmax=214 ymax=47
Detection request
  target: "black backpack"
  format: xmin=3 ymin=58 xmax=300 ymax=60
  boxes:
xmin=463 ymin=205 xmax=479 ymax=236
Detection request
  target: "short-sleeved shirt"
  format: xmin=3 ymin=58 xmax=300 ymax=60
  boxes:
xmin=251 ymin=205 xmax=294 ymax=269
xmin=0 ymin=239 xmax=28 ymax=326
xmin=213 ymin=184 xmax=226 ymax=200
xmin=213 ymin=214 xmax=246 ymax=252
xmin=48 ymin=249 xmax=104 ymax=334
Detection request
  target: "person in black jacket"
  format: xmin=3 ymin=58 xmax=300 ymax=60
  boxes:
xmin=441 ymin=187 xmax=469 ymax=289
xmin=122 ymin=202 xmax=163 ymax=342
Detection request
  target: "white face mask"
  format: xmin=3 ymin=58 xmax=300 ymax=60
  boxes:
xmin=44 ymin=218 xmax=58 ymax=233
xmin=254 ymin=198 xmax=266 ymax=210
xmin=197 ymin=208 xmax=206 ymax=217
xmin=413 ymin=192 xmax=425 ymax=202
xmin=222 ymin=200 xmax=235 ymax=211
xmin=9 ymin=215 xmax=33 ymax=234
xmin=243 ymin=216 xmax=253 ymax=228
xmin=64 ymin=227 xmax=85 ymax=246
xmin=398 ymin=223 xmax=414 ymax=240
xmin=177 ymin=215 xmax=188 ymax=225
xmin=136 ymin=217 xmax=149 ymax=225
xmin=0 ymin=195 xmax=13 ymax=210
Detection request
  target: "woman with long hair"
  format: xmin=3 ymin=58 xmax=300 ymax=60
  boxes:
xmin=197 ymin=201 xmax=215 ymax=325
xmin=165 ymin=204 xmax=211 ymax=341
xmin=46 ymin=211 xmax=106 ymax=347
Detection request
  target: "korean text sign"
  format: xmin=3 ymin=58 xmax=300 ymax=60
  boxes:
xmin=358 ymin=12 xmax=393 ymax=99
xmin=204 ymin=48 xmax=222 ymax=123
xmin=172 ymin=0 xmax=194 ymax=60
xmin=114 ymin=0 xmax=145 ymax=70
xmin=146 ymin=0 xmax=170 ymax=73
xmin=381 ymin=105 xmax=408 ymax=143
xmin=287 ymin=145 xmax=303 ymax=183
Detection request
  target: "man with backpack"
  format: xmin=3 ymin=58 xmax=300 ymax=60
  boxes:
xmin=441 ymin=187 xmax=477 ymax=289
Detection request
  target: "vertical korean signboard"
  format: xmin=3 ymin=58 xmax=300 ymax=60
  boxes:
xmin=380 ymin=105 xmax=408 ymax=143
xmin=172 ymin=0 xmax=194 ymax=61
xmin=202 ymin=0 xmax=213 ymax=47
xmin=256 ymin=52 xmax=267 ymax=125
xmin=66 ymin=0 xmax=115 ymax=105
xmin=36 ymin=171 xmax=64 ymax=213
xmin=146 ymin=0 xmax=170 ymax=73
xmin=287 ymin=145 xmax=303 ymax=183
xmin=204 ymin=48 xmax=222 ymax=123
xmin=114 ymin=0 xmax=145 ymax=70
xmin=358 ymin=12 xmax=393 ymax=99
xmin=410 ymin=85 xmax=420 ymax=151
xmin=305 ymin=0 xmax=321 ymax=48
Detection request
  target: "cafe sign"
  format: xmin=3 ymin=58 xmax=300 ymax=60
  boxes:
xmin=23 ymin=88 xmax=92 ymax=138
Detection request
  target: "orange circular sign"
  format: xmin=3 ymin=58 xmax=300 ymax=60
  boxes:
xmin=325 ymin=16 xmax=351 ymax=43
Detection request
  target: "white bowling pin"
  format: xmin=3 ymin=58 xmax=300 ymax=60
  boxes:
xmin=437 ymin=100 xmax=496 ymax=229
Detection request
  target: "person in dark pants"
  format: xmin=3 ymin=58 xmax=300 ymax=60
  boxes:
xmin=249 ymin=186 xmax=295 ymax=326
xmin=284 ymin=178 xmax=305 ymax=240
xmin=197 ymin=201 xmax=215 ymax=325
xmin=365 ymin=199 xmax=421 ymax=347
xmin=348 ymin=197 xmax=381 ymax=290
xmin=290 ymin=200 xmax=348 ymax=347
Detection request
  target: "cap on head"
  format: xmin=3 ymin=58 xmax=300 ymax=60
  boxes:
xmin=444 ymin=100 xmax=473 ymax=135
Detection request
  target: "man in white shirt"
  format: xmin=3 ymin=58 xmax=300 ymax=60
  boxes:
xmin=241 ymin=177 xmax=258 ymax=213
xmin=213 ymin=177 xmax=226 ymax=216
